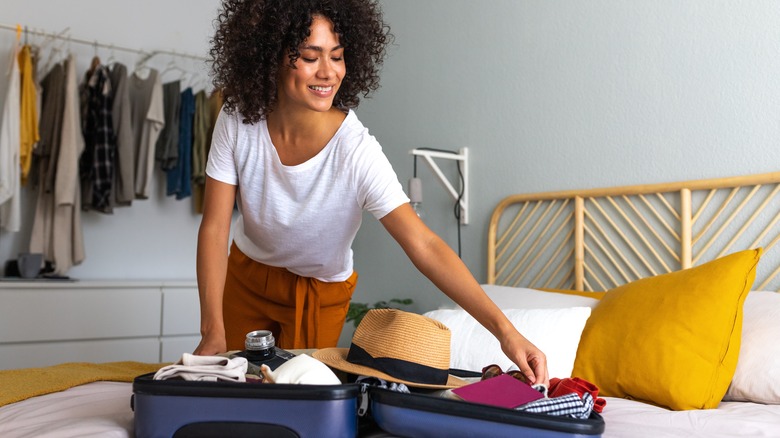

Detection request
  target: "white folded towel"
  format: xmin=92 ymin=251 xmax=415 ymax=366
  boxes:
xmin=260 ymin=354 xmax=341 ymax=384
xmin=154 ymin=353 xmax=249 ymax=382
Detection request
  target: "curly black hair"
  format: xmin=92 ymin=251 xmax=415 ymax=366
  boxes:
xmin=210 ymin=0 xmax=392 ymax=124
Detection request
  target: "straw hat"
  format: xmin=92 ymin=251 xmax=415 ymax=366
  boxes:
xmin=313 ymin=308 xmax=468 ymax=389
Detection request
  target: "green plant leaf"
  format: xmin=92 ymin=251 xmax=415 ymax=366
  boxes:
xmin=346 ymin=298 xmax=414 ymax=327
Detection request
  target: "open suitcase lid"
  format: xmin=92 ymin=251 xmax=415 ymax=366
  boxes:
xmin=368 ymin=386 xmax=605 ymax=437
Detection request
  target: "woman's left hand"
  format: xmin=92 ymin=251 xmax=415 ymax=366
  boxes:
xmin=500 ymin=331 xmax=549 ymax=387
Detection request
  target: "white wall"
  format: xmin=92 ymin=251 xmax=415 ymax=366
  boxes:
xmin=2 ymin=2 xmax=779 ymax=327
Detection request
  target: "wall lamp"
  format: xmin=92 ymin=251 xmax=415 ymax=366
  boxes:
xmin=408 ymin=147 xmax=469 ymax=225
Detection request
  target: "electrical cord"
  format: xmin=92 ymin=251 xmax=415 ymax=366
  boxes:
xmin=412 ymin=148 xmax=465 ymax=258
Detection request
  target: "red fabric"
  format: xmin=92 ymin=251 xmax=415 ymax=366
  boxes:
xmin=549 ymin=377 xmax=606 ymax=413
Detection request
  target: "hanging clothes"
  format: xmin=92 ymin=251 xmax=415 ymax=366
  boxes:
xmin=166 ymin=87 xmax=193 ymax=200
xmin=190 ymin=89 xmax=209 ymax=211
xmin=207 ymin=89 xmax=223 ymax=145
xmin=79 ymin=64 xmax=115 ymax=213
xmin=30 ymin=55 xmax=85 ymax=274
xmin=128 ymin=69 xmax=164 ymax=199
xmin=155 ymin=80 xmax=181 ymax=171
xmin=34 ymin=63 xmax=65 ymax=193
xmin=0 ymin=38 xmax=21 ymax=232
xmin=29 ymin=61 xmax=65 ymax=265
xmin=108 ymin=63 xmax=135 ymax=206
xmin=192 ymin=88 xmax=223 ymax=213
xmin=19 ymin=44 xmax=40 ymax=186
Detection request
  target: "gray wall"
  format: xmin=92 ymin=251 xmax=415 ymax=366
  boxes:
xmin=351 ymin=0 xmax=780 ymax=319
xmin=2 ymin=1 xmax=779 ymax=343
xmin=355 ymin=0 xmax=780 ymax=318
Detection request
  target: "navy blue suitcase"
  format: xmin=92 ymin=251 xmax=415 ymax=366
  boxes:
xmin=367 ymin=387 xmax=605 ymax=438
xmin=132 ymin=373 xmax=361 ymax=438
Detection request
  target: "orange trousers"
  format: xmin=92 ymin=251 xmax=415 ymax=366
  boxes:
xmin=222 ymin=243 xmax=358 ymax=351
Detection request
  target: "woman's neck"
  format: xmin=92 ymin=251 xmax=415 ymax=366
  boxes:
xmin=266 ymin=107 xmax=346 ymax=166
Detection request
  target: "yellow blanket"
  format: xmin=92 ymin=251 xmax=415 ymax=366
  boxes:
xmin=0 ymin=361 xmax=166 ymax=408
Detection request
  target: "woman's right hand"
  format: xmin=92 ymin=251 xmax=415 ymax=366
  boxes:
xmin=192 ymin=333 xmax=227 ymax=356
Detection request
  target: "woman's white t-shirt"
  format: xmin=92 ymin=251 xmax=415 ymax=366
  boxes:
xmin=206 ymin=108 xmax=409 ymax=282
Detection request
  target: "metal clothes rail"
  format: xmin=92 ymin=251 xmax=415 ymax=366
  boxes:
xmin=0 ymin=22 xmax=208 ymax=64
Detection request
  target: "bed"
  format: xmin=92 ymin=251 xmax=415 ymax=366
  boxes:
xmin=2 ymin=171 xmax=780 ymax=437
xmin=428 ymin=170 xmax=780 ymax=436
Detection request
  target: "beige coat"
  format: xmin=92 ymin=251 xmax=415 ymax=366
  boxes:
xmin=29 ymin=54 xmax=85 ymax=275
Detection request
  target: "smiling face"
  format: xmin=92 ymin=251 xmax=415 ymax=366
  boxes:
xmin=277 ymin=15 xmax=346 ymax=114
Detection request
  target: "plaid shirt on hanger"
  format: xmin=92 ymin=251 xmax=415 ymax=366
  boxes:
xmin=80 ymin=65 xmax=115 ymax=213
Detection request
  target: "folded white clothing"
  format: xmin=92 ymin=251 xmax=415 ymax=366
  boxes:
xmin=260 ymin=354 xmax=341 ymax=385
xmin=154 ymin=353 xmax=249 ymax=382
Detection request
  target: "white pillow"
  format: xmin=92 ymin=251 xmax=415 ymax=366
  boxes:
xmin=724 ymin=291 xmax=780 ymax=404
xmin=470 ymin=285 xmax=600 ymax=310
xmin=423 ymin=307 xmax=592 ymax=379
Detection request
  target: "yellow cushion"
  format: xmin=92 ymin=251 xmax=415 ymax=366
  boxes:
xmin=571 ymin=249 xmax=761 ymax=410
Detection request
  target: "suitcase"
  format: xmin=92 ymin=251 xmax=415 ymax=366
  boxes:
xmin=132 ymin=373 xmax=361 ymax=438
xmin=367 ymin=387 xmax=605 ymax=438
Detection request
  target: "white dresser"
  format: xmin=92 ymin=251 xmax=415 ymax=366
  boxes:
xmin=0 ymin=280 xmax=201 ymax=370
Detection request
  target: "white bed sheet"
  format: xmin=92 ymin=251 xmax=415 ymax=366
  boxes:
xmin=601 ymin=396 xmax=780 ymax=437
xmin=3 ymin=382 xmax=780 ymax=438
xmin=0 ymin=382 xmax=134 ymax=438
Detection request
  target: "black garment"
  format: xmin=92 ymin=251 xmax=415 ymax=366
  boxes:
xmin=79 ymin=65 xmax=115 ymax=213
xmin=155 ymin=80 xmax=181 ymax=170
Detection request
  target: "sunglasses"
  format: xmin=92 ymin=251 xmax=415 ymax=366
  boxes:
xmin=480 ymin=364 xmax=529 ymax=384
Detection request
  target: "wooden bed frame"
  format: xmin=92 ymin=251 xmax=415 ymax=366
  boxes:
xmin=487 ymin=171 xmax=780 ymax=292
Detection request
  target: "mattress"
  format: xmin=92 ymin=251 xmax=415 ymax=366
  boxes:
xmin=600 ymin=396 xmax=780 ymax=437
xmin=0 ymin=381 xmax=134 ymax=438
xmin=2 ymin=382 xmax=779 ymax=438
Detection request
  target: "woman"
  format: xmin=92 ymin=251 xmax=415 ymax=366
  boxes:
xmin=194 ymin=0 xmax=549 ymax=385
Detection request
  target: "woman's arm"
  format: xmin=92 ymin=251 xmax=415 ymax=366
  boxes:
xmin=379 ymin=203 xmax=549 ymax=386
xmin=193 ymin=176 xmax=237 ymax=356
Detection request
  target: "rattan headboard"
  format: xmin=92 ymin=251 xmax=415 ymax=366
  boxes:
xmin=487 ymin=171 xmax=780 ymax=292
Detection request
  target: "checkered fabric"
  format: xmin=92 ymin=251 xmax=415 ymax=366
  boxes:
xmin=516 ymin=391 xmax=595 ymax=419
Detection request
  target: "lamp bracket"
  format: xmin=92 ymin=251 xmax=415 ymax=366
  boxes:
xmin=409 ymin=147 xmax=469 ymax=224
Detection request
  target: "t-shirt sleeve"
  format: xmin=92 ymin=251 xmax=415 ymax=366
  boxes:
xmin=353 ymin=135 xmax=410 ymax=220
xmin=205 ymin=107 xmax=238 ymax=185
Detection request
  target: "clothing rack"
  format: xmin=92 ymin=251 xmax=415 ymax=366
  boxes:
xmin=0 ymin=22 xmax=208 ymax=63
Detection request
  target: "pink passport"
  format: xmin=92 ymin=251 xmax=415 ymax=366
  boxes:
xmin=451 ymin=374 xmax=544 ymax=409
